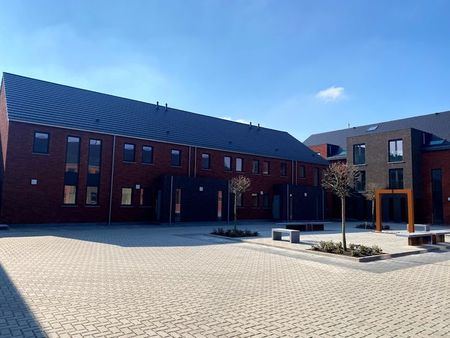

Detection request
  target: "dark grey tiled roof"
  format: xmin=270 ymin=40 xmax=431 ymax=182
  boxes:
xmin=304 ymin=110 xmax=450 ymax=149
xmin=2 ymin=73 xmax=326 ymax=165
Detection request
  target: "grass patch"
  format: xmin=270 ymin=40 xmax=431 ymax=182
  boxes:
xmin=311 ymin=240 xmax=383 ymax=257
xmin=211 ymin=228 xmax=259 ymax=238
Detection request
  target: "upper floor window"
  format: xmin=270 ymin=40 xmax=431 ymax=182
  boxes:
xmin=171 ymin=149 xmax=181 ymax=166
xmin=355 ymin=171 xmax=366 ymax=192
xmin=65 ymin=136 xmax=80 ymax=175
xmin=388 ymin=139 xmax=403 ymax=162
xmin=63 ymin=136 xmax=80 ymax=205
xmin=201 ymin=153 xmax=210 ymax=170
xmin=280 ymin=162 xmax=287 ymax=176
xmin=389 ymin=169 xmax=404 ymax=189
xmin=313 ymin=168 xmax=320 ymax=186
xmin=353 ymin=144 xmax=366 ymax=165
xmin=33 ymin=132 xmax=49 ymax=154
xmin=224 ymin=156 xmax=232 ymax=171
xmin=123 ymin=143 xmax=135 ymax=162
xmin=252 ymin=160 xmax=260 ymax=174
xmin=299 ymin=165 xmax=305 ymax=178
xmin=142 ymin=146 xmax=153 ymax=164
xmin=86 ymin=139 xmax=102 ymax=205
xmin=263 ymin=161 xmax=270 ymax=175
xmin=236 ymin=158 xmax=243 ymax=172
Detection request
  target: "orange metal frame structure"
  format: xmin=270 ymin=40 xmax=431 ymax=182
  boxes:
xmin=375 ymin=189 xmax=415 ymax=233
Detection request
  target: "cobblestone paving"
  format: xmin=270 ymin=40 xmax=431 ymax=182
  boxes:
xmin=1 ymin=225 xmax=450 ymax=337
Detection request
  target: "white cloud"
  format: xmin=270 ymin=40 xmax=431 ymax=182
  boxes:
xmin=221 ymin=116 xmax=250 ymax=124
xmin=315 ymin=86 xmax=345 ymax=102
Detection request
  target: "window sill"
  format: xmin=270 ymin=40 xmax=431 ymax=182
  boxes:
xmin=142 ymin=162 xmax=155 ymax=166
xmin=354 ymin=163 xmax=367 ymax=167
xmin=85 ymin=205 xmax=100 ymax=208
xmin=32 ymin=152 xmax=49 ymax=156
xmin=120 ymin=205 xmax=134 ymax=208
xmin=61 ymin=204 xmax=78 ymax=207
xmin=171 ymin=165 xmax=182 ymax=168
xmin=123 ymin=161 xmax=136 ymax=164
xmin=388 ymin=161 xmax=405 ymax=164
xmin=201 ymin=168 xmax=212 ymax=171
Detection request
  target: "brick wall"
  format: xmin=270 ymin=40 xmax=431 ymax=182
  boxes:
xmin=1 ymin=121 xmax=326 ymax=224
xmin=420 ymin=149 xmax=450 ymax=224
xmin=309 ymin=144 xmax=328 ymax=159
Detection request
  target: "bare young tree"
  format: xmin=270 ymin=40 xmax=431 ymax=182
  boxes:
xmin=364 ymin=183 xmax=380 ymax=227
xmin=229 ymin=175 xmax=251 ymax=230
xmin=321 ymin=162 xmax=359 ymax=250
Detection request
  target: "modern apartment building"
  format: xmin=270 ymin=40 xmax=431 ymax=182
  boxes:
xmin=305 ymin=112 xmax=450 ymax=224
xmin=0 ymin=73 xmax=327 ymax=224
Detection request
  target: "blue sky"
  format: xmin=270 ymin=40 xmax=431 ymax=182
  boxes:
xmin=1 ymin=0 xmax=450 ymax=141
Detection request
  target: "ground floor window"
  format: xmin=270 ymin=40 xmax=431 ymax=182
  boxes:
xmin=175 ymin=189 xmax=182 ymax=214
xmin=217 ymin=191 xmax=222 ymax=219
xmin=262 ymin=193 xmax=270 ymax=208
xmin=140 ymin=188 xmax=152 ymax=207
xmin=121 ymin=188 xmax=133 ymax=205
xmin=251 ymin=193 xmax=259 ymax=207
xmin=86 ymin=186 xmax=99 ymax=205
xmin=63 ymin=185 xmax=77 ymax=205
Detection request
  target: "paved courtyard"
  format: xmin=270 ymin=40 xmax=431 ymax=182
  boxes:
xmin=1 ymin=223 xmax=450 ymax=337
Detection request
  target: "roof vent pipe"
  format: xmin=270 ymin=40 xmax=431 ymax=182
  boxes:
xmin=165 ymin=103 xmax=168 ymax=111
xmin=249 ymin=122 xmax=252 ymax=128
xmin=156 ymin=101 xmax=159 ymax=110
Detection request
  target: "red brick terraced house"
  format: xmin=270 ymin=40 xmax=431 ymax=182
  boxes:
xmin=0 ymin=73 xmax=328 ymax=224
xmin=304 ymin=111 xmax=450 ymax=225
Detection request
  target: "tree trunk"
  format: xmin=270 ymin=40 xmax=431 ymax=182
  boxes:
xmin=234 ymin=194 xmax=237 ymax=231
xmin=371 ymin=199 xmax=375 ymax=226
xmin=341 ymin=197 xmax=347 ymax=251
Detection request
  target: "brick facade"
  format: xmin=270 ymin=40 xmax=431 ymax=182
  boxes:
xmin=308 ymin=130 xmax=450 ymax=224
xmin=0 ymin=121 xmax=326 ymax=224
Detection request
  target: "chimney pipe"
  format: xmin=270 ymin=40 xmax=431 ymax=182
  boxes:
xmin=165 ymin=103 xmax=168 ymax=111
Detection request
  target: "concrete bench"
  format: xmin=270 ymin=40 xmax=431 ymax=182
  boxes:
xmin=414 ymin=224 xmax=431 ymax=232
xmin=276 ymin=222 xmax=324 ymax=232
xmin=429 ymin=230 xmax=450 ymax=244
xmin=272 ymin=228 xmax=300 ymax=243
xmin=397 ymin=232 xmax=432 ymax=246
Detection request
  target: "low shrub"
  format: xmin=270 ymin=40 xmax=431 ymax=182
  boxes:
xmin=312 ymin=240 xmax=344 ymax=254
xmin=312 ymin=240 xmax=383 ymax=257
xmin=355 ymin=223 xmax=390 ymax=230
xmin=211 ymin=228 xmax=258 ymax=237
xmin=349 ymin=244 xmax=383 ymax=257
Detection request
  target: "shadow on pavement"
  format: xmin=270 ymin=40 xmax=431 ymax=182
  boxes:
xmin=0 ymin=264 xmax=45 ymax=337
